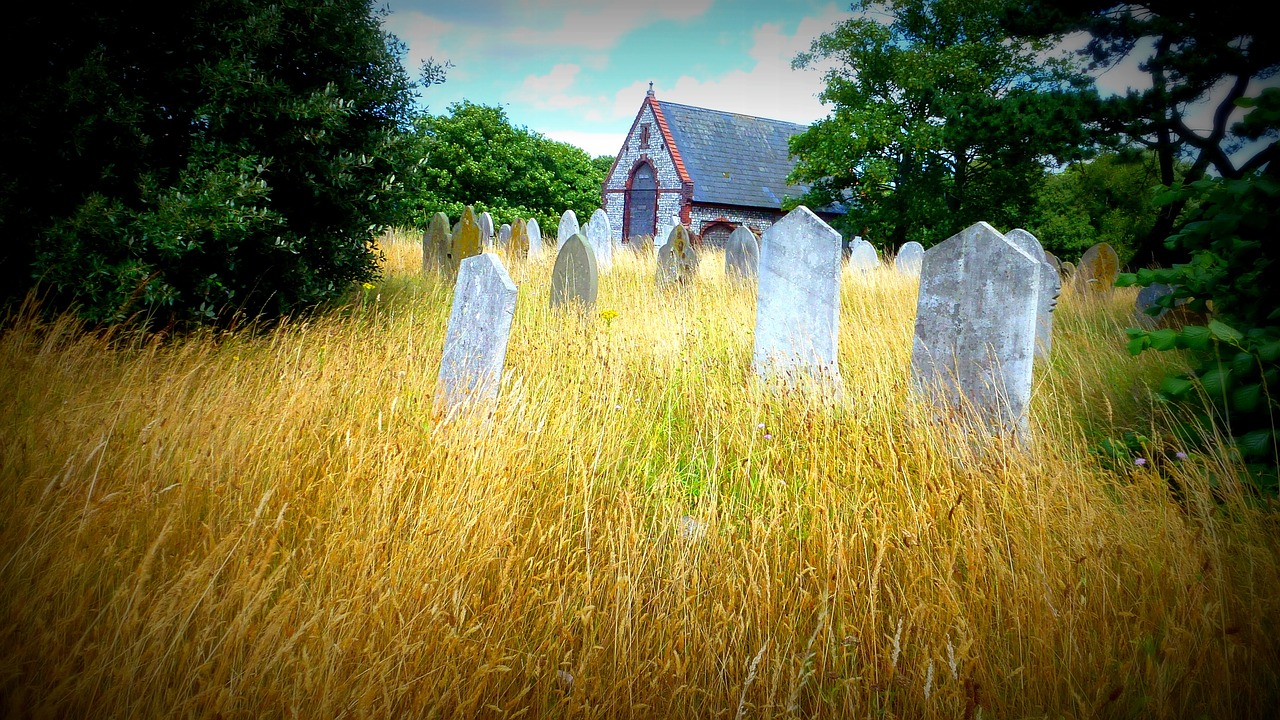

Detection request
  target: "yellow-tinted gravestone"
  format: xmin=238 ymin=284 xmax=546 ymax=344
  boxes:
xmin=509 ymin=218 xmax=530 ymax=260
xmin=423 ymin=211 xmax=451 ymax=272
xmin=1077 ymin=242 xmax=1119 ymax=293
xmin=450 ymin=205 xmax=483 ymax=268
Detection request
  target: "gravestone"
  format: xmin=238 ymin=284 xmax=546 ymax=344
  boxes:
xmin=1135 ymin=283 xmax=1174 ymax=329
xmin=479 ymin=212 xmax=495 ymax=248
xmin=550 ymin=232 xmax=598 ymax=309
xmin=450 ymin=206 xmax=483 ymax=268
xmin=557 ymin=209 xmax=580 ymax=251
xmin=586 ymin=208 xmax=613 ymax=271
xmin=848 ymin=239 xmax=879 ymax=272
xmin=1005 ymin=229 xmax=1060 ymax=360
xmin=656 ymin=224 xmax=699 ymax=288
xmin=1077 ymin=242 xmax=1119 ymax=294
xmin=895 ymin=242 xmax=925 ymax=275
xmin=423 ymin=211 xmax=451 ymax=272
xmin=528 ymin=218 xmax=544 ymax=258
xmin=508 ymin=218 xmax=529 ymax=260
xmin=1061 ymin=260 xmax=1076 ymax=278
xmin=911 ymin=222 xmax=1041 ymax=442
xmin=654 ymin=214 xmax=680 ymax=248
xmin=725 ymin=226 xmax=760 ymax=281
xmin=753 ymin=206 xmax=843 ymax=388
xmin=435 ymin=253 xmax=518 ymax=414
xmin=1044 ymin=250 xmax=1062 ymax=274
xmin=497 ymin=223 xmax=511 ymax=249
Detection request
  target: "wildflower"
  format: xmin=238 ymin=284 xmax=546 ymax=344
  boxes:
xmin=757 ymin=422 xmax=766 ymax=430
xmin=362 ymin=282 xmax=375 ymax=291
xmin=614 ymin=404 xmax=622 ymax=410
xmin=1135 ymin=457 xmax=1147 ymax=466
xmin=764 ymin=433 xmax=773 ymax=440
xmin=1175 ymin=451 xmax=1188 ymax=460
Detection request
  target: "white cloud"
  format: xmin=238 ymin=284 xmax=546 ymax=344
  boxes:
xmin=541 ymin=129 xmax=628 ymax=158
xmin=511 ymin=64 xmax=601 ymax=109
xmin=503 ymin=0 xmax=714 ymax=50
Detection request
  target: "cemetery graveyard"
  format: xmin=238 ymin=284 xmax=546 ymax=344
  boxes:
xmin=1 ymin=205 xmax=1277 ymax=718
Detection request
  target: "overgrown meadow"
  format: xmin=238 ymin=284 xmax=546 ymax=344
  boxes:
xmin=1 ymin=232 xmax=1277 ymax=718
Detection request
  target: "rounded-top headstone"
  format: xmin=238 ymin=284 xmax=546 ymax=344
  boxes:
xmin=527 ymin=218 xmax=543 ymax=257
xmin=586 ymin=208 xmax=613 ymax=271
xmin=450 ymin=206 xmax=483 ymax=267
xmin=848 ymin=239 xmax=879 ymax=272
xmin=435 ymin=253 xmax=518 ymax=414
xmin=1077 ymin=242 xmax=1119 ymax=293
xmin=657 ymin=224 xmax=699 ymax=288
xmin=508 ymin=218 xmax=529 ymax=260
xmin=557 ymin=209 xmax=580 ymax=250
xmin=895 ymin=241 xmax=925 ymax=274
xmin=551 ymin=232 xmax=599 ymax=309
xmin=1135 ymin=282 xmax=1174 ymax=329
xmin=497 ymin=223 xmax=512 ymax=249
xmin=423 ymin=211 xmax=451 ymax=272
xmin=725 ymin=226 xmax=760 ymax=281
xmin=478 ymin=211 xmax=495 ymax=247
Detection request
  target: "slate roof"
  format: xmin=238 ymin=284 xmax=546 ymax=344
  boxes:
xmin=657 ymin=101 xmax=812 ymax=210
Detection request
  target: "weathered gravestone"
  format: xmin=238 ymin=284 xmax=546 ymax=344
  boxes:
xmin=725 ymin=226 xmax=759 ymax=282
xmin=1005 ymin=229 xmax=1060 ymax=360
xmin=848 ymin=239 xmax=879 ymax=273
xmin=557 ymin=209 xmax=580 ymax=251
xmin=1077 ymin=242 xmax=1119 ymax=294
xmin=910 ymin=222 xmax=1041 ymax=442
xmin=550 ymin=232 xmax=598 ymax=309
xmin=1044 ymin=250 xmax=1062 ymax=274
xmin=654 ymin=214 xmax=680 ymax=248
xmin=527 ymin=218 xmax=544 ymax=258
xmin=1135 ymin=283 xmax=1174 ymax=329
xmin=587 ymin=208 xmax=613 ymax=271
xmin=753 ymin=206 xmax=843 ymax=388
xmin=508 ymin=218 xmax=529 ymax=260
xmin=435 ymin=253 xmax=518 ymax=414
xmin=497 ymin=223 xmax=511 ymax=249
xmin=895 ymin=241 xmax=925 ymax=275
xmin=656 ymin=224 xmax=699 ymax=288
xmin=479 ymin=212 xmax=495 ymax=248
xmin=423 ymin=211 xmax=451 ymax=272
xmin=450 ymin=206 xmax=484 ymax=269
xmin=1061 ymin=260 xmax=1076 ymax=278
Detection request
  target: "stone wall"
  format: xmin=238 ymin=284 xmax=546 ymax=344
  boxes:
xmin=602 ymin=99 xmax=685 ymax=244
xmin=689 ymin=204 xmax=786 ymax=246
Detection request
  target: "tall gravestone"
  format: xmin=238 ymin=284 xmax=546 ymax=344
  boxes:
xmin=528 ymin=218 xmax=544 ymax=258
xmin=479 ymin=212 xmax=495 ymax=248
xmin=497 ymin=223 xmax=512 ymax=249
xmin=508 ymin=218 xmax=530 ymax=261
xmin=725 ymin=226 xmax=760 ymax=282
xmin=848 ymin=239 xmax=879 ymax=273
xmin=435 ymin=254 xmax=518 ymax=414
xmin=656 ymin=224 xmax=699 ymax=288
xmin=587 ymin=208 xmax=613 ymax=271
xmin=1005 ymin=229 xmax=1060 ymax=360
xmin=911 ymin=222 xmax=1041 ymax=442
xmin=1077 ymin=242 xmax=1119 ymax=294
xmin=423 ymin=211 xmax=451 ymax=273
xmin=895 ymin=242 xmax=925 ymax=275
xmin=557 ymin=210 xmax=580 ymax=251
xmin=550 ymin=232 xmax=599 ymax=309
xmin=450 ymin=206 xmax=483 ymax=269
xmin=753 ymin=206 xmax=843 ymax=388
xmin=654 ymin=215 xmax=680 ymax=249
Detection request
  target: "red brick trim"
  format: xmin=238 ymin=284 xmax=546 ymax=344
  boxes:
xmin=650 ymin=99 xmax=692 ymax=187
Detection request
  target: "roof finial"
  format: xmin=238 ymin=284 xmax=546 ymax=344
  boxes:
xmin=646 ymin=81 xmax=655 ymax=98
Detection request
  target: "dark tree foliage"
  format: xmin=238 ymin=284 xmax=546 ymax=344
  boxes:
xmin=788 ymin=0 xmax=1098 ymax=249
xmin=1 ymin=0 xmax=416 ymax=327
xmin=1000 ymin=0 xmax=1280 ymax=266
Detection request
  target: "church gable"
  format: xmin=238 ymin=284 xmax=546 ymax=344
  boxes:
xmin=601 ymin=91 xmax=689 ymax=243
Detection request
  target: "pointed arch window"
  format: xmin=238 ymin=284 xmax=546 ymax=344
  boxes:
xmin=624 ymin=162 xmax=657 ymax=240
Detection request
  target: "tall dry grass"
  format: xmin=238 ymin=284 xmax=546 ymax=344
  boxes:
xmin=1 ymin=230 xmax=1277 ymax=718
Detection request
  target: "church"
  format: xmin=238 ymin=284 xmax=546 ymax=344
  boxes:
xmin=601 ymin=84 xmax=839 ymax=247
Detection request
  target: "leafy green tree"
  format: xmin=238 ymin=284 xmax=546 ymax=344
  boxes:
xmin=789 ymin=0 xmax=1096 ymax=249
xmin=1026 ymin=151 xmax=1183 ymax=263
xmin=401 ymin=101 xmax=606 ymax=232
xmin=1001 ymin=0 xmax=1280 ymax=266
xmin=1 ymin=0 xmax=416 ymax=326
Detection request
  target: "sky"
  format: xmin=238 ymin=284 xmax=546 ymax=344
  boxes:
xmin=380 ymin=1 xmax=1256 ymax=160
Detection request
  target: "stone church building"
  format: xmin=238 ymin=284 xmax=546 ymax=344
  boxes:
xmin=601 ymin=84 xmax=837 ymax=247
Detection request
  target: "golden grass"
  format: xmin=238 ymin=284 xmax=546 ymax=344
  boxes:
xmin=1 ymin=229 xmax=1277 ymax=718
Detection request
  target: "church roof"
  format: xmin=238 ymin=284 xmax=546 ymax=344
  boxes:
xmin=656 ymin=100 xmax=812 ymax=210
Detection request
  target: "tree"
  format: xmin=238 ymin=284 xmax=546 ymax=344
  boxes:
xmin=1001 ymin=1 xmax=1280 ymax=266
xmin=789 ymin=0 xmax=1097 ymax=248
xmin=401 ymin=101 xmax=607 ymax=232
xmin=0 ymin=0 xmax=416 ymax=326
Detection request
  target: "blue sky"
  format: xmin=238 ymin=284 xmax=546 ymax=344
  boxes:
xmin=381 ymin=1 xmax=1258 ymax=161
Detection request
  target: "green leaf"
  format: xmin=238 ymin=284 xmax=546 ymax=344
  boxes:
xmin=1231 ymin=351 xmax=1256 ymax=376
xmin=1115 ymin=272 xmax=1138 ymax=288
xmin=1237 ymin=429 xmax=1274 ymax=459
xmin=1160 ymin=375 xmax=1194 ymax=398
xmin=1258 ymin=340 xmax=1280 ymax=363
xmin=1177 ymin=326 xmax=1212 ymax=352
xmin=1127 ymin=336 xmax=1150 ymax=356
xmin=1199 ymin=366 xmax=1232 ymax=397
xmin=1149 ymin=329 xmax=1178 ymax=351
xmin=1209 ymin=319 xmax=1244 ymax=344
xmin=1231 ymin=383 xmax=1263 ymax=413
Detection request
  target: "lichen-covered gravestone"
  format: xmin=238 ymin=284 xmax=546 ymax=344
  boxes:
xmin=848 ymin=239 xmax=879 ymax=273
xmin=910 ymin=222 xmax=1041 ymax=442
xmin=654 ymin=214 xmax=680 ymax=249
xmin=550 ymin=232 xmax=598 ymax=309
xmin=587 ymin=208 xmax=613 ymax=272
xmin=753 ymin=206 xmax=843 ymax=388
xmin=557 ymin=209 xmax=579 ymax=251
xmin=1077 ymin=242 xmax=1119 ymax=294
xmin=450 ymin=206 xmax=484 ymax=269
xmin=478 ymin=211 xmax=495 ymax=248
xmin=1005 ymin=229 xmax=1060 ymax=360
xmin=895 ymin=241 xmax=925 ymax=275
xmin=435 ymin=253 xmax=518 ymax=415
xmin=527 ymin=218 xmax=543 ymax=258
xmin=724 ymin=226 xmax=759 ymax=281
xmin=508 ymin=218 xmax=529 ymax=260
xmin=656 ymin=224 xmax=699 ymax=288
xmin=423 ymin=211 xmax=451 ymax=273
